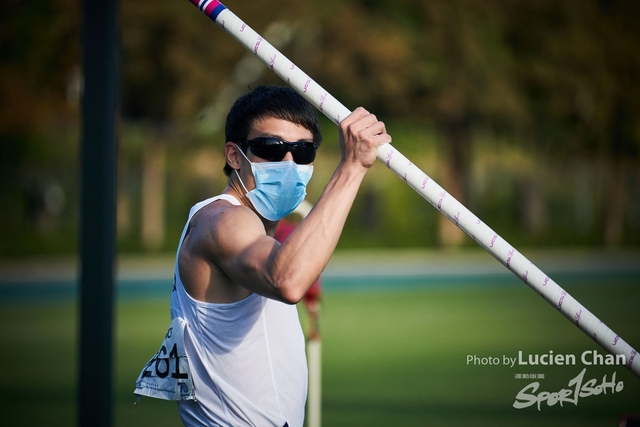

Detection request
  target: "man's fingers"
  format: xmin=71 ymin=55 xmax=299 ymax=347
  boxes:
xmin=340 ymin=107 xmax=392 ymax=168
xmin=358 ymin=120 xmax=391 ymax=147
xmin=345 ymin=110 xmax=382 ymax=138
xmin=341 ymin=107 xmax=369 ymax=127
xmin=358 ymin=120 xmax=385 ymax=138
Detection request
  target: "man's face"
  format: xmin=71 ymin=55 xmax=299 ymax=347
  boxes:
xmin=237 ymin=117 xmax=315 ymax=190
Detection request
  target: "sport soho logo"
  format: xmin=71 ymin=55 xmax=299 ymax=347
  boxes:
xmin=466 ymin=349 xmax=634 ymax=410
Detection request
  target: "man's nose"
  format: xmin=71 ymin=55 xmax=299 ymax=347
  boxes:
xmin=282 ymin=151 xmax=294 ymax=162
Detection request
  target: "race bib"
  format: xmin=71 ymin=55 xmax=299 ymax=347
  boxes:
xmin=134 ymin=317 xmax=196 ymax=401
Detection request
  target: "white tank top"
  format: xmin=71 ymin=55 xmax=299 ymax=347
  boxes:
xmin=170 ymin=195 xmax=308 ymax=427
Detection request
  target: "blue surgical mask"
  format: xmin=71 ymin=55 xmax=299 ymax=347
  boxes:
xmin=235 ymin=149 xmax=313 ymax=221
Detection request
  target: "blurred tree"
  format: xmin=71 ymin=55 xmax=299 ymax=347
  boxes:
xmin=2 ymin=0 xmax=639 ymax=254
xmin=314 ymin=0 xmax=639 ymax=247
xmin=316 ymin=0 xmax=527 ymax=246
xmin=0 ymin=0 xmax=80 ymax=255
xmin=415 ymin=0 xmax=525 ymax=246
xmin=0 ymin=0 xmax=79 ymax=133
xmin=503 ymin=0 xmax=640 ymax=245
xmin=121 ymin=0 xmax=322 ymax=122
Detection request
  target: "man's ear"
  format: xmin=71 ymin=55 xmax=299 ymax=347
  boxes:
xmin=224 ymin=142 xmax=242 ymax=171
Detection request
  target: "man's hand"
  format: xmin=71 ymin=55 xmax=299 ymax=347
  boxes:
xmin=339 ymin=107 xmax=392 ymax=170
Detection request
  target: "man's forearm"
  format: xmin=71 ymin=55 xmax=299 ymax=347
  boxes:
xmin=267 ymin=162 xmax=369 ymax=302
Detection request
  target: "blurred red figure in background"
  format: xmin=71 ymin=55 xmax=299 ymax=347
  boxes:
xmin=274 ymin=204 xmax=321 ymax=341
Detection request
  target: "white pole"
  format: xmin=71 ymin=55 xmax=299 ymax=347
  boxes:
xmin=187 ymin=0 xmax=640 ymax=380
xmin=293 ymin=200 xmax=322 ymax=427
xmin=307 ymin=339 xmax=322 ymax=427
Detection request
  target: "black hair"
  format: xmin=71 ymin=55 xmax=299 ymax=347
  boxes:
xmin=223 ymin=85 xmax=322 ymax=176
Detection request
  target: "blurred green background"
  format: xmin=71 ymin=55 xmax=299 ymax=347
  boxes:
xmin=2 ymin=0 xmax=640 ymax=255
xmin=1 ymin=250 xmax=639 ymax=426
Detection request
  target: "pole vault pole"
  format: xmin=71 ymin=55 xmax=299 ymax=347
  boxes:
xmin=185 ymin=0 xmax=639 ymax=379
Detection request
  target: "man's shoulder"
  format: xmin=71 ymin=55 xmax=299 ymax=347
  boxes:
xmin=179 ymin=197 xmax=255 ymax=264
xmin=194 ymin=197 xmax=255 ymax=227
xmin=188 ymin=198 xmax=265 ymax=247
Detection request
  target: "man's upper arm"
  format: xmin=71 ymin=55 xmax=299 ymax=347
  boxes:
xmin=201 ymin=204 xmax=284 ymax=300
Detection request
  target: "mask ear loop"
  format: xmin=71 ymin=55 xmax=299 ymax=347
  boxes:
xmin=233 ymin=144 xmax=252 ymax=194
xmin=234 ymin=169 xmax=250 ymax=194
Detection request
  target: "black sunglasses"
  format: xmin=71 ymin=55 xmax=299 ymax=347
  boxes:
xmin=239 ymin=137 xmax=318 ymax=164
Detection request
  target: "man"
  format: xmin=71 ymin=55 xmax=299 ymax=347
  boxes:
xmin=135 ymin=85 xmax=391 ymax=426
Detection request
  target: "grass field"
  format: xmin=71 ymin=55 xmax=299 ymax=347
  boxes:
xmin=0 ymin=254 xmax=639 ymax=426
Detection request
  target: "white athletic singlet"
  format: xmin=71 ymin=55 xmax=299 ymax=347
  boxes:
xmin=171 ymin=195 xmax=308 ymax=427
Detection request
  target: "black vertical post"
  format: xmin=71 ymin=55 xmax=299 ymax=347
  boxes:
xmin=79 ymin=0 xmax=118 ymax=425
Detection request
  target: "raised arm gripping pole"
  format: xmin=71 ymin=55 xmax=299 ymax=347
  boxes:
xmin=187 ymin=0 xmax=639 ymax=379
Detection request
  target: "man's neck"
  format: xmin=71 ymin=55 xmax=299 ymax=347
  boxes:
xmin=223 ymin=182 xmax=279 ymax=235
